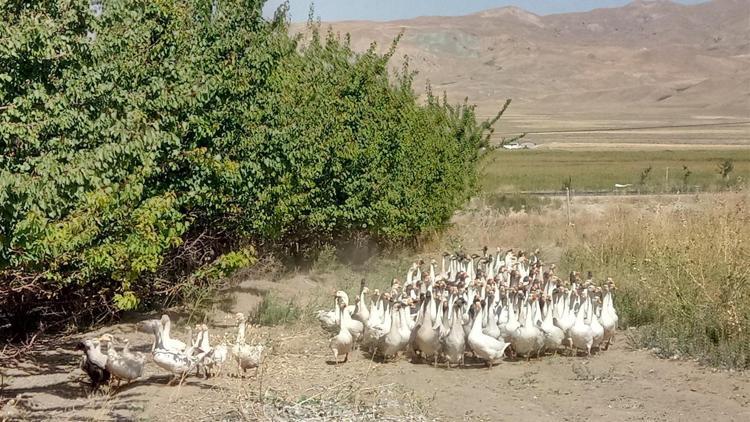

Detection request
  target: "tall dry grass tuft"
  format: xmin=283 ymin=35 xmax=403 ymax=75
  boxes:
xmin=563 ymin=195 xmax=750 ymax=368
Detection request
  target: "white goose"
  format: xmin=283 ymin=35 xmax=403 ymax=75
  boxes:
xmin=397 ymin=300 xmax=413 ymax=353
xmin=379 ymin=302 xmax=404 ymax=361
xmin=330 ymin=300 xmax=354 ymax=364
xmin=152 ymin=323 xmax=201 ymax=385
xmin=334 ymin=291 xmax=363 ymax=341
xmin=317 ymin=291 xmax=345 ymax=334
xmin=482 ymin=292 xmax=501 ymax=339
xmin=100 ymin=335 xmax=145 ymax=387
xmin=539 ymin=295 xmax=565 ymax=355
xmin=468 ymin=302 xmax=510 ymax=368
xmin=599 ymin=284 xmax=618 ymax=350
xmin=499 ymin=291 xmax=521 ymax=342
xmin=352 ymin=285 xmax=370 ymax=324
xmin=326 ymin=290 xmax=365 ymax=341
xmin=511 ymin=295 xmax=544 ymax=360
xmin=554 ymin=289 xmax=575 ymax=347
xmin=413 ymin=293 xmax=441 ymax=365
xmin=569 ymin=300 xmax=594 ymax=357
xmin=160 ymin=314 xmax=187 ymax=352
xmin=589 ymin=295 xmax=605 ymax=350
xmin=362 ymin=294 xmax=389 ymax=353
xmin=442 ymin=299 xmax=466 ymax=367
xmin=233 ymin=313 xmax=265 ymax=375
xmin=196 ymin=324 xmax=228 ymax=377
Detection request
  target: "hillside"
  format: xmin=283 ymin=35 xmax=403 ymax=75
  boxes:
xmin=294 ymin=0 xmax=750 ymax=141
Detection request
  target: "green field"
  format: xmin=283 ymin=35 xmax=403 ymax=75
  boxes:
xmin=481 ymin=149 xmax=750 ymax=192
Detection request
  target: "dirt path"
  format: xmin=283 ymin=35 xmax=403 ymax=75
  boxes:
xmin=2 ymin=316 xmax=749 ymax=421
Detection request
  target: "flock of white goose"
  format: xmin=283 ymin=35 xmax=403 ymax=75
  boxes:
xmin=75 ymin=312 xmax=264 ymax=393
xmin=318 ymin=248 xmax=619 ymax=367
xmin=74 ymin=247 xmax=619 ymax=392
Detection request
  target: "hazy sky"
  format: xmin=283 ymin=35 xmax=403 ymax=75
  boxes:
xmin=262 ymin=0 xmax=709 ymax=22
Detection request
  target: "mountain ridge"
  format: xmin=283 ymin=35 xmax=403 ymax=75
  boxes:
xmin=293 ymin=0 xmax=750 ymax=120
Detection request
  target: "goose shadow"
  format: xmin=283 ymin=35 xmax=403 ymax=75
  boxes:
xmin=356 ymin=350 xmax=388 ymax=364
xmin=9 ymin=398 xmax=150 ymax=422
xmin=3 ymin=339 xmax=83 ymax=377
xmin=2 ymin=379 xmax=83 ymax=401
xmin=132 ymin=374 xmax=218 ymax=390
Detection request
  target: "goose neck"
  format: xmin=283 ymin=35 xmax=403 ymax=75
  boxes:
xmin=470 ymin=307 xmax=483 ymax=334
xmin=237 ymin=318 xmax=246 ymax=345
xmin=389 ymin=307 xmax=399 ymax=332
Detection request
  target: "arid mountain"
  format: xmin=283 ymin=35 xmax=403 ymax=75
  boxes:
xmin=294 ymin=0 xmax=750 ymax=127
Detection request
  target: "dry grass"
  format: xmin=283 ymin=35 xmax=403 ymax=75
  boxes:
xmin=562 ymin=194 xmax=750 ymax=368
xmin=423 ymin=191 xmax=750 ymax=368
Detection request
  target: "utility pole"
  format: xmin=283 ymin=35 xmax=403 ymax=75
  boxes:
xmin=566 ymin=187 xmax=571 ymax=226
xmin=665 ymin=167 xmax=669 ymax=191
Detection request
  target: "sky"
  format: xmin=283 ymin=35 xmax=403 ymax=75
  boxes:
xmin=262 ymin=0 xmax=709 ymax=22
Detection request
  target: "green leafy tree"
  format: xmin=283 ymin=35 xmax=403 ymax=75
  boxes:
xmin=639 ymin=166 xmax=653 ymax=186
xmin=717 ymin=159 xmax=734 ymax=181
xmin=0 ymin=0 xmax=505 ymax=334
xmin=682 ymin=165 xmax=692 ymax=188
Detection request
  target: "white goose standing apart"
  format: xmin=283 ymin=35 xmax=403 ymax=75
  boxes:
xmin=233 ymin=313 xmax=265 ymax=375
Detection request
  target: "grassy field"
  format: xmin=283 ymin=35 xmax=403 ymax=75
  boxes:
xmin=437 ymin=192 xmax=750 ymax=368
xmin=481 ymin=149 xmax=750 ymax=192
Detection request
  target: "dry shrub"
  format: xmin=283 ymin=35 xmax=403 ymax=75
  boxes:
xmin=563 ymin=194 xmax=750 ymax=368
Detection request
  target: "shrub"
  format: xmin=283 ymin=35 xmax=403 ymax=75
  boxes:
xmin=254 ymin=293 xmax=301 ymax=326
xmin=312 ymin=244 xmax=340 ymax=274
xmin=0 ymin=0 xmax=504 ymax=334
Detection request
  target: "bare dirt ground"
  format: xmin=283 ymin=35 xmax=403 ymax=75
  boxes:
xmin=3 ymin=194 xmax=749 ymax=421
xmin=3 ymin=288 xmax=750 ymax=421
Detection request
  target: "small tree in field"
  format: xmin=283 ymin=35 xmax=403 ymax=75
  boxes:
xmin=682 ymin=165 xmax=691 ymax=189
xmin=717 ymin=160 xmax=734 ymax=183
xmin=639 ymin=166 xmax=653 ymax=186
xmin=561 ymin=176 xmax=573 ymax=192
